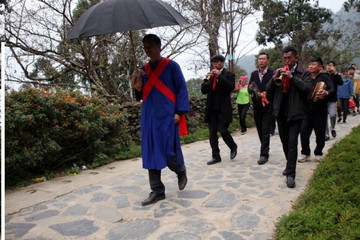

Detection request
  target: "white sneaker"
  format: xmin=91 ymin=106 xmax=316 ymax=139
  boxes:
xmin=298 ymin=154 xmax=310 ymax=163
xmin=315 ymin=155 xmax=322 ymax=162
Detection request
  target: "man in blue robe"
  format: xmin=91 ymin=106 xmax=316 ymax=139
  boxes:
xmin=133 ymin=34 xmax=190 ymax=206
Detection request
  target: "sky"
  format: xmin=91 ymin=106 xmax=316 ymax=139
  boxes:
xmin=180 ymin=0 xmax=346 ymax=80
xmin=318 ymin=0 xmax=344 ymax=13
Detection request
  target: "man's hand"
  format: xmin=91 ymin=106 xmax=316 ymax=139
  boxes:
xmin=260 ymin=91 xmax=269 ymax=106
xmin=316 ymin=90 xmax=328 ymax=100
xmin=132 ymin=69 xmax=145 ymax=91
xmin=212 ymin=68 xmax=221 ymax=76
xmin=174 ymin=113 xmax=181 ymax=124
xmin=280 ymin=67 xmax=293 ymax=80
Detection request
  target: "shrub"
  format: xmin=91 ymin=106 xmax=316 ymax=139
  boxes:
xmin=5 ymin=86 xmax=131 ymax=188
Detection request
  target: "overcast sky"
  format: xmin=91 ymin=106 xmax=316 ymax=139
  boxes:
xmin=318 ymin=0 xmax=344 ymax=13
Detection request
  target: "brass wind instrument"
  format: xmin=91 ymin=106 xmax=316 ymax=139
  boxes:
xmin=274 ymin=75 xmax=283 ymax=86
xmin=203 ymin=75 xmax=211 ymax=83
xmin=274 ymin=65 xmax=290 ymax=86
xmin=204 ymin=67 xmax=220 ymax=83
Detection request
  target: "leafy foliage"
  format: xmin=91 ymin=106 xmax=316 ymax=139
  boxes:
xmin=255 ymin=0 xmax=332 ymax=58
xmin=344 ymin=0 xmax=360 ymax=12
xmin=275 ymin=125 xmax=360 ymax=239
xmin=5 ymin=87 xmax=132 ymax=188
xmin=187 ymin=78 xmax=204 ymax=97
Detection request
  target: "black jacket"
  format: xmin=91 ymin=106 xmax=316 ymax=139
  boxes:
xmin=304 ymin=72 xmax=335 ymax=113
xmin=201 ymin=68 xmax=235 ymax=124
xmin=266 ymin=64 xmax=312 ymax=121
xmin=248 ymin=68 xmax=274 ymax=110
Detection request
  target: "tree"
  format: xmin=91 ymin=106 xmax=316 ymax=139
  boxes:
xmin=223 ymin=0 xmax=262 ymax=72
xmin=5 ymin=0 xmax=200 ymax=102
xmin=344 ymin=0 xmax=360 ymax=12
xmin=177 ymin=0 xmax=261 ymax=73
xmin=257 ymin=45 xmax=284 ymax=70
xmin=186 ymin=77 xmax=204 ymax=97
xmin=254 ymin=0 xmax=332 ymax=61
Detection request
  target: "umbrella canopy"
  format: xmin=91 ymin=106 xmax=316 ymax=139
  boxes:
xmin=67 ymin=0 xmax=188 ymax=39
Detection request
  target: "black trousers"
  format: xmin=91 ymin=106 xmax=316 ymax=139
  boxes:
xmin=237 ymin=103 xmax=250 ymax=133
xmin=354 ymin=93 xmax=359 ymax=109
xmin=300 ymin=111 xmax=327 ymax=156
xmin=337 ymin=98 xmax=349 ymax=122
xmin=254 ymin=107 xmax=274 ymax=157
xmin=148 ymin=158 xmax=185 ymax=194
xmin=208 ymin=110 xmax=237 ymax=160
xmin=277 ymin=117 xmax=302 ymax=177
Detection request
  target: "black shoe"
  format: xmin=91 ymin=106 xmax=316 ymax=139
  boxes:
xmin=325 ymin=136 xmax=330 ymax=141
xmin=230 ymin=144 xmax=237 ymax=159
xmin=337 ymin=118 xmax=342 ymax=123
xmin=257 ymin=156 xmax=268 ymax=165
xmin=331 ymin=130 xmax=336 ymax=138
xmin=282 ymin=169 xmax=287 ymax=176
xmin=207 ymin=158 xmax=221 ymax=165
xmin=286 ymin=176 xmax=296 ymax=188
xmin=141 ymin=192 xmax=165 ymax=206
xmin=343 ymin=120 xmax=347 ymax=123
xmin=177 ymin=170 xmax=187 ymax=190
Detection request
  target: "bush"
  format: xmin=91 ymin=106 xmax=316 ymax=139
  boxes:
xmin=5 ymin=86 xmax=131 ymax=188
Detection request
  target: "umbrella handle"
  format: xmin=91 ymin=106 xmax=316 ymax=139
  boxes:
xmin=130 ymin=31 xmax=138 ymax=68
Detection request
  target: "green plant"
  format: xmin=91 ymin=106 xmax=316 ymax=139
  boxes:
xmin=275 ymin=125 xmax=360 ymax=239
xmin=5 ymin=86 xmax=132 ymax=188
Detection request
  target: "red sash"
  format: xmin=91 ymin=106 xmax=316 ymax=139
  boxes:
xmin=143 ymin=58 xmax=188 ymax=136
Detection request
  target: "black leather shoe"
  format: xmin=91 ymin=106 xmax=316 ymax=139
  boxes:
xmin=331 ymin=130 xmax=336 ymax=138
xmin=325 ymin=136 xmax=330 ymax=141
xmin=282 ymin=169 xmax=287 ymax=176
xmin=286 ymin=176 xmax=296 ymax=188
xmin=207 ymin=158 xmax=221 ymax=165
xmin=141 ymin=192 xmax=165 ymax=206
xmin=257 ymin=156 xmax=268 ymax=165
xmin=230 ymin=144 xmax=237 ymax=159
xmin=177 ymin=170 xmax=187 ymax=190
xmin=337 ymin=118 xmax=342 ymax=123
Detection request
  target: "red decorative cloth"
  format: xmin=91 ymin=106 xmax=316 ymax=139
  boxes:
xmin=261 ymin=92 xmax=269 ymax=107
xmin=282 ymin=65 xmax=290 ymax=93
xmin=143 ymin=58 xmax=188 ymax=136
xmin=212 ymin=74 xmax=218 ymax=91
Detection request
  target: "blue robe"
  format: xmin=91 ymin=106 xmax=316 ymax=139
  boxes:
xmin=140 ymin=58 xmax=189 ymax=170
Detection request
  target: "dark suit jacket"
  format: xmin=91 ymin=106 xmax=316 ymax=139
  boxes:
xmin=248 ymin=68 xmax=274 ymax=110
xmin=266 ymin=64 xmax=312 ymax=121
xmin=201 ymin=68 xmax=235 ymax=124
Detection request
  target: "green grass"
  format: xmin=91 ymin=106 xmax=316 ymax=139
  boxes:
xmin=274 ymin=125 xmax=360 ymax=240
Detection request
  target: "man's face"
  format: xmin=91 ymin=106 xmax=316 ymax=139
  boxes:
xmin=308 ymin=61 xmax=322 ymax=74
xmin=143 ymin=40 xmax=161 ymax=58
xmin=211 ymin=60 xmax=225 ymax=70
xmin=282 ymin=51 xmax=297 ymax=67
xmin=258 ymin=54 xmax=269 ymax=69
xmin=348 ymin=69 xmax=355 ymax=75
xmin=326 ymin=63 xmax=335 ymax=73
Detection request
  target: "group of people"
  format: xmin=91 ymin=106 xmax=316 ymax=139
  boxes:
xmin=232 ymin=50 xmax=359 ymax=188
xmin=132 ymin=33 xmax=358 ymax=206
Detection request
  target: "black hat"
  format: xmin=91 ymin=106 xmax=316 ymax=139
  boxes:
xmin=210 ymin=54 xmax=225 ymax=62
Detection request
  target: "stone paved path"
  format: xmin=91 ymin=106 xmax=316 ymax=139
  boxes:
xmin=5 ymin=115 xmax=359 ymax=240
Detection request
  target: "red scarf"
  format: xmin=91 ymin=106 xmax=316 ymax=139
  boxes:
xmin=282 ymin=65 xmax=290 ymax=93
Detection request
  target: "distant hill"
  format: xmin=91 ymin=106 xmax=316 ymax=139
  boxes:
xmin=237 ymin=55 xmax=256 ymax=77
xmin=332 ymin=7 xmax=360 ymax=64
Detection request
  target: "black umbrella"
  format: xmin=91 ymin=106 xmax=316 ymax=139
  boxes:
xmin=67 ymin=0 xmax=188 ymax=39
xmin=67 ymin=0 xmax=188 ymax=67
